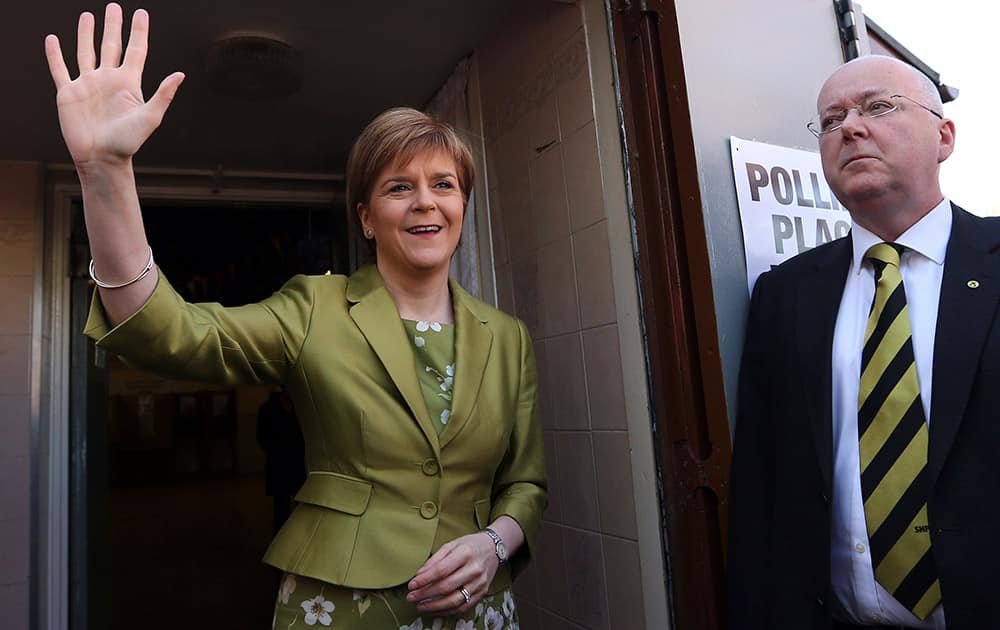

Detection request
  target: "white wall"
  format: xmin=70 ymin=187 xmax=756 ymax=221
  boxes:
xmin=673 ymin=0 xmax=846 ymax=424
xmin=0 ymin=161 xmax=43 ymax=630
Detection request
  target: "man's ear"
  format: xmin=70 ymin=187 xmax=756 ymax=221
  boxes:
xmin=937 ymin=118 xmax=956 ymax=163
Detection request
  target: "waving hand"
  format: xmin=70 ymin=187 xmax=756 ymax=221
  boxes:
xmin=42 ymin=3 xmax=182 ymax=324
xmin=44 ymin=3 xmax=184 ymax=170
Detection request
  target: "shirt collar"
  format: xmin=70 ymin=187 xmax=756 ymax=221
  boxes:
xmin=849 ymin=198 xmax=952 ymax=274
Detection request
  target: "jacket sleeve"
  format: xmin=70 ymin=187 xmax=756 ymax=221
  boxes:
xmin=726 ymin=271 xmax=776 ymax=629
xmin=489 ymin=319 xmax=548 ymax=577
xmin=83 ymin=269 xmax=315 ymax=386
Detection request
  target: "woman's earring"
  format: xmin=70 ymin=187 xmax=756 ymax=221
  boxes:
xmin=364 ymin=227 xmax=374 ymax=239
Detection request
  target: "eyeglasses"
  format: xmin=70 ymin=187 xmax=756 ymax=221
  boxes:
xmin=807 ymin=94 xmax=943 ymax=137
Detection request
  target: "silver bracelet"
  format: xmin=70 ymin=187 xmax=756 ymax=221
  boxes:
xmin=88 ymin=246 xmax=155 ymax=289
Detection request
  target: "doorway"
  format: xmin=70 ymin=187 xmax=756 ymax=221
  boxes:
xmin=68 ymin=198 xmax=347 ymax=630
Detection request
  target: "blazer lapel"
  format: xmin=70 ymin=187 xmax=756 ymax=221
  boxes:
xmin=440 ymin=279 xmax=493 ymax=449
xmin=347 ymin=265 xmax=440 ymax=459
xmin=795 ymin=237 xmax=852 ymax=495
xmin=927 ymin=205 xmax=1000 ymax=489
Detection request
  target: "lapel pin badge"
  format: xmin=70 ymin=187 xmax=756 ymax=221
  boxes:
xmin=968 ymin=280 xmax=981 ymax=289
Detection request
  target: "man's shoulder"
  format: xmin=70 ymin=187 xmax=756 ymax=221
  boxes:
xmin=758 ymin=236 xmax=851 ymax=287
xmin=954 ymin=204 xmax=1000 ymax=234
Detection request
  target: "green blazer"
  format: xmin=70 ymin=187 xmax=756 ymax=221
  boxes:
xmin=84 ymin=264 xmax=547 ymax=592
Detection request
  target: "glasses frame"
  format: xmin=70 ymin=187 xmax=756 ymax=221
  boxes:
xmin=807 ymin=93 xmax=943 ymax=137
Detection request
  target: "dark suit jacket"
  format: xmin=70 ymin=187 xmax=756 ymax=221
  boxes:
xmin=727 ymin=204 xmax=1000 ymax=630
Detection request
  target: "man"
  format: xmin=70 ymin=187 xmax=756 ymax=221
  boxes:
xmin=728 ymin=55 xmax=1000 ymax=630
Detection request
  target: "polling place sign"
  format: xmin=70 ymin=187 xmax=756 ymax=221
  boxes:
xmin=730 ymin=137 xmax=851 ymax=292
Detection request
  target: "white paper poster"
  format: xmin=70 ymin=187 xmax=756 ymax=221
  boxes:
xmin=730 ymin=137 xmax=852 ymax=292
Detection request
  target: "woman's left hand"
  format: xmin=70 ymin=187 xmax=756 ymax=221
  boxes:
xmin=405 ymin=531 xmax=499 ymax=616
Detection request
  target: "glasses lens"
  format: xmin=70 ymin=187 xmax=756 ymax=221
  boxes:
xmin=811 ymin=113 xmax=843 ymax=135
xmin=861 ymin=99 xmax=897 ymax=118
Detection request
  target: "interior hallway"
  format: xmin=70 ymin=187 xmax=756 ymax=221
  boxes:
xmin=109 ymin=474 xmax=277 ymax=629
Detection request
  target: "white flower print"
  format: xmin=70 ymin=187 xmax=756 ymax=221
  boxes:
xmin=440 ymin=364 xmax=455 ymax=392
xmin=352 ymin=590 xmax=371 ymax=615
xmin=414 ymin=336 xmax=426 ymax=348
xmin=484 ymin=606 xmax=504 ymax=630
xmin=416 ymin=321 xmax=442 ymax=333
xmin=502 ymin=591 xmax=516 ymax=618
xmin=279 ymin=574 xmax=297 ymax=604
xmin=425 ymin=365 xmax=454 ymax=402
xmin=440 ymin=409 xmax=451 ymax=425
xmin=300 ymin=594 xmax=335 ymax=626
xmin=475 ymin=602 xmax=485 ymax=619
xmin=431 ymin=619 xmax=444 ymax=630
xmin=456 ymin=620 xmax=475 ymax=630
xmin=400 ymin=619 xmax=424 ymax=630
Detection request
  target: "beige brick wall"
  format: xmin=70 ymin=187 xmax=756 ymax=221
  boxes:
xmin=476 ymin=4 xmax=648 ymax=628
xmin=0 ymin=161 xmax=43 ymax=630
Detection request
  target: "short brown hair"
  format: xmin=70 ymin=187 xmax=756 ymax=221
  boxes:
xmin=346 ymin=107 xmax=476 ymax=245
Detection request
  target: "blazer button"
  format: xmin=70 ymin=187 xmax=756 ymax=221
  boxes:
xmin=421 ymin=459 xmax=440 ymax=476
xmin=420 ymin=501 xmax=439 ymax=519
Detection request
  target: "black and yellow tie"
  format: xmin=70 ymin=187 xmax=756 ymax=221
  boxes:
xmin=858 ymin=242 xmax=940 ymax=620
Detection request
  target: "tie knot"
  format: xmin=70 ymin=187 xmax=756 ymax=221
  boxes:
xmin=866 ymin=242 xmax=903 ymax=268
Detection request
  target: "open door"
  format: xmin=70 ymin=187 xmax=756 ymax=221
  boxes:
xmin=66 ymin=198 xmax=345 ymax=630
xmin=609 ymin=2 xmax=732 ymax=628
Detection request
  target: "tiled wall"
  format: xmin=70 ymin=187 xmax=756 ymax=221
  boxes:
xmin=476 ymin=4 xmax=647 ymax=628
xmin=0 ymin=161 xmax=42 ymax=630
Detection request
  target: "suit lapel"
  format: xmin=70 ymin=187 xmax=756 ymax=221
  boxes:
xmin=347 ymin=266 xmax=440 ymax=459
xmin=795 ymin=238 xmax=852 ymax=494
xmin=927 ymin=205 xmax=1000 ymax=489
xmin=441 ymin=279 xmax=493 ymax=449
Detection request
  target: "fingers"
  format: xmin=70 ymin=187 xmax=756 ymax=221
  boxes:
xmin=99 ymin=3 xmax=124 ymax=69
xmin=418 ymin=585 xmax=480 ymax=617
xmin=407 ymin=542 xmax=493 ymax=610
xmin=411 ymin=561 xmax=479 ymax=601
xmin=76 ymin=11 xmax=96 ymax=72
xmin=414 ymin=540 xmax=456 ymax=578
xmin=410 ymin=542 xmax=460 ymax=590
xmin=122 ymin=9 xmax=150 ymax=76
xmin=146 ymin=72 xmax=186 ymax=124
xmin=44 ymin=35 xmax=71 ymax=89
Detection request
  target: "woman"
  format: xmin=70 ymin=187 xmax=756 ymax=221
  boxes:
xmin=45 ymin=4 xmax=546 ymax=629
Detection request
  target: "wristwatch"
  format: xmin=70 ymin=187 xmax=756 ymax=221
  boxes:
xmin=482 ymin=527 xmax=507 ymax=565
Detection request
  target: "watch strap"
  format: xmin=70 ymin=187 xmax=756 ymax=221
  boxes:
xmin=482 ymin=527 xmax=507 ymax=564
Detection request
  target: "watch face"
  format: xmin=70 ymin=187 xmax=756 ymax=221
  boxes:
xmin=496 ymin=541 xmax=507 ymax=560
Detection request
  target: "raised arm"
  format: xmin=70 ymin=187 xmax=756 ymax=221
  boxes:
xmin=45 ymin=3 xmax=184 ymax=324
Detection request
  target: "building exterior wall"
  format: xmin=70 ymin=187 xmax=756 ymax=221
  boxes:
xmin=673 ymin=0 xmax=847 ymax=425
xmin=7 ymin=2 xmax=854 ymax=627
xmin=0 ymin=161 xmax=43 ymax=630
xmin=475 ymin=2 xmax=668 ymax=628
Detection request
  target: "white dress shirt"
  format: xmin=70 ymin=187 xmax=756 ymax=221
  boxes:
xmin=830 ymin=198 xmax=952 ymax=628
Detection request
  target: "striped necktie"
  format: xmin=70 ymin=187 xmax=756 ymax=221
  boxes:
xmin=858 ymin=242 xmax=940 ymax=620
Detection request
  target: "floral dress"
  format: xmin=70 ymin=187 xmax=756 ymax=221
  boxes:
xmin=270 ymin=320 xmax=520 ymax=630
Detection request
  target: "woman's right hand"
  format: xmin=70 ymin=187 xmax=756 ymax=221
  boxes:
xmin=44 ymin=3 xmax=184 ymax=173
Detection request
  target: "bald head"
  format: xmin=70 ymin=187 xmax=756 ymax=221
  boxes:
xmin=814 ymin=54 xmax=956 ymax=240
xmin=818 ymin=56 xmax=942 ymax=115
